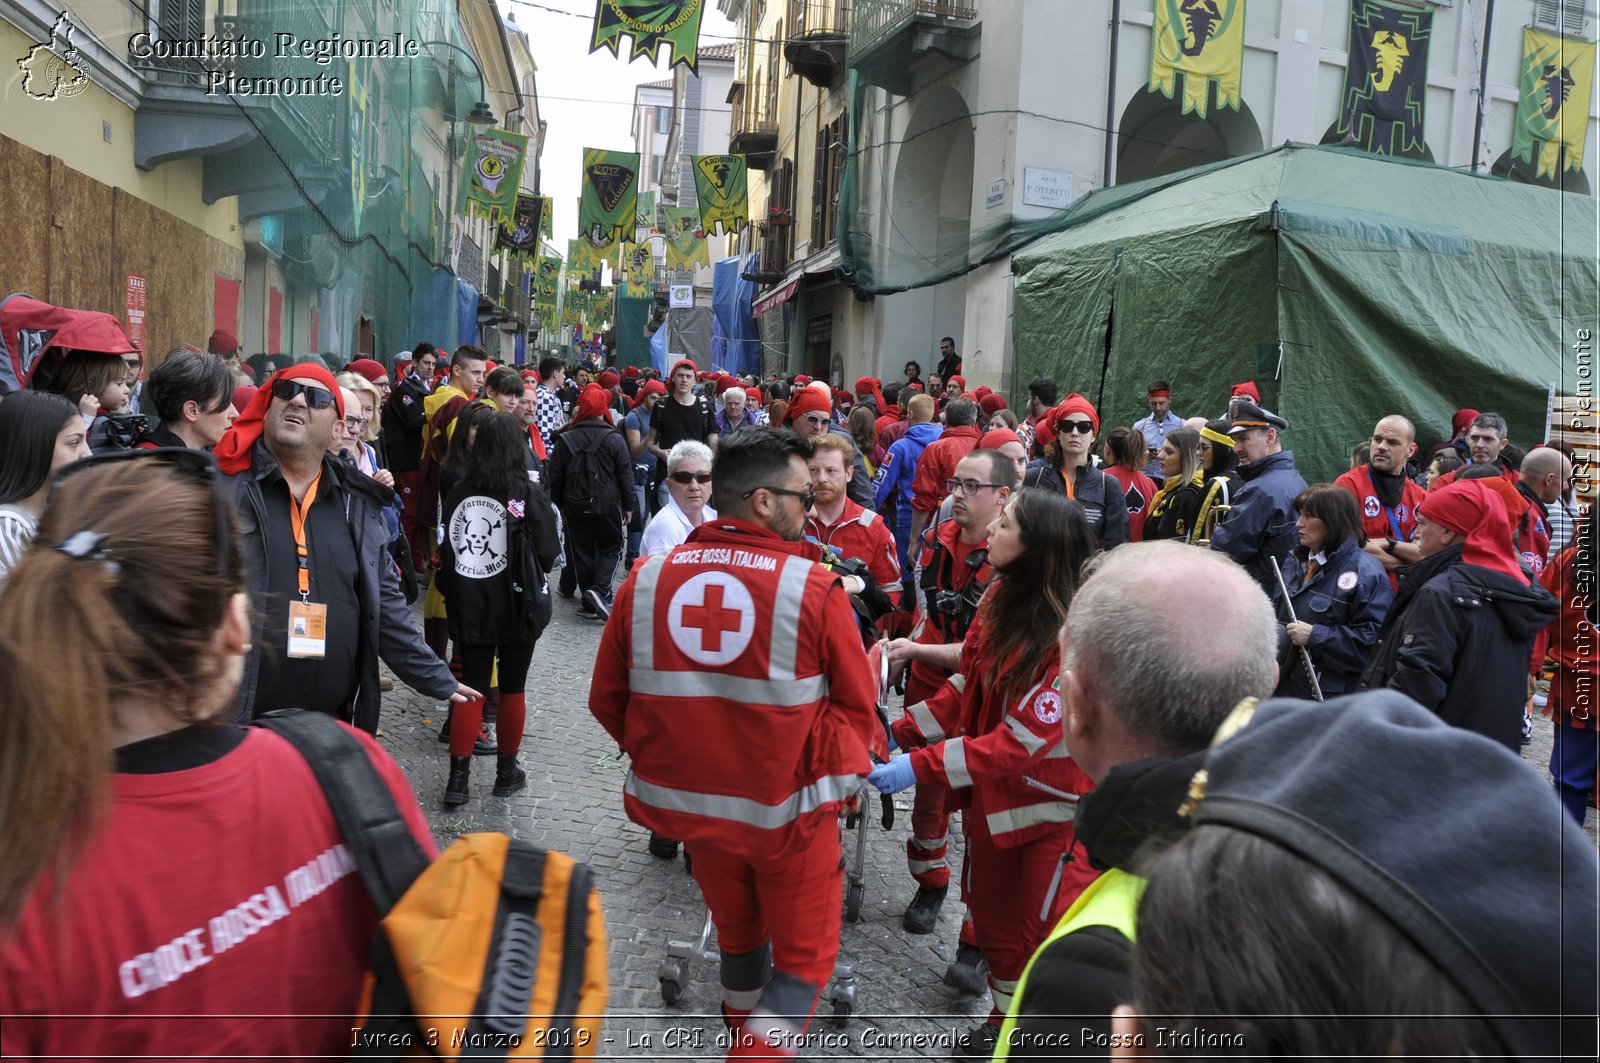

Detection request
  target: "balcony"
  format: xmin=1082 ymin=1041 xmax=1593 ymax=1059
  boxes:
xmin=784 ymin=1 xmax=848 ymax=87
xmin=848 ymin=0 xmax=979 ymax=96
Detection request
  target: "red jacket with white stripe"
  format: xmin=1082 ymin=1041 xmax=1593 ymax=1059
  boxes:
xmin=890 ymin=588 xmax=1094 ymax=848
xmin=589 ymin=518 xmax=879 ymax=855
xmin=805 ymin=498 xmax=903 ymax=608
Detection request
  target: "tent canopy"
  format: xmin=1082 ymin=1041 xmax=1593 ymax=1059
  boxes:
xmin=1011 ymin=143 xmax=1597 ymax=482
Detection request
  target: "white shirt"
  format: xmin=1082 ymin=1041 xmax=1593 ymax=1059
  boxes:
xmin=0 ymin=504 xmax=39 ymax=590
xmin=640 ymin=496 xmax=716 ymax=558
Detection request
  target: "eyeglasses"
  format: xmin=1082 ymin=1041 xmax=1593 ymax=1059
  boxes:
xmin=945 ymin=479 xmax=1007 ymax=496
xmin=271 ymin=379 xmax=338 ymax=410
xmin=49 ymin=447 xmax=235 ymax=589
xmin=802 ymin=414 xmax=831 ymax=427
xmin=670 ymin=470 xmax=713 ymax=485
xmin=743 ymin=485 xmax=816 ymax=510
xmin=343 ymin=415 xmax=370 ymax=432
xmin=1056 ymin=419 xmax=1096 ymax=435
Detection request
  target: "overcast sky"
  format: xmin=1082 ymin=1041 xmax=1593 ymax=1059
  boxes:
xmin=499 ymin=0 xmax=738 ymax=249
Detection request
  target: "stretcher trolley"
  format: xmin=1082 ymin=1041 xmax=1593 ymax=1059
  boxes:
xmin=655 ymin=641 xmax=896 ymax=1026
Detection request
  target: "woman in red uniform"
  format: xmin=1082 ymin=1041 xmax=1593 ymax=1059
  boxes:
xmin=0 ymin=450 xmax=435 ymax=1059
xmin=871 ymin=488 xmax=1101 ymax=1056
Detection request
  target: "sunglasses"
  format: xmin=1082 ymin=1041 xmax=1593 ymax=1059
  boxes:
xmin=669 ymin=470 xmax=713 ymax=485
xmin=343 ymin=415 xmax=370 ymax=432
xmin=271 ymin=379 xmax=338 ymax=410
xmin=1056 ymin=419 xmax=1096 ymax=435
xmin=743 ymin=485 xmax=816 ymax=510
xmin=50 ymin=447 xmax=235 ymax=589
xmin=802 ymin=414 xmax=831 ymax=427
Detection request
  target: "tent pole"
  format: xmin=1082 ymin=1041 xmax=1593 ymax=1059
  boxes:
xmin=1103 ymin=0 xmax=1122 ymax=188
xmin=1471 ymin=0 xmax=1495 ymax=173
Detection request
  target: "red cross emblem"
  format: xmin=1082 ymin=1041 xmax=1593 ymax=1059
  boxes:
xmin=668 ymin=572 xmax=756 ymax=665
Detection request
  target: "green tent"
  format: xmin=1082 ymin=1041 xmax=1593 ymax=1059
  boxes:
xmin=1011 ymin=143 xmax=1598 ymax=482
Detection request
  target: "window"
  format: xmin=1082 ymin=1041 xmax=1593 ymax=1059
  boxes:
xmin=811 ymin=110 xmax=847 ymax=248
xmin=656 ymin=106 xmax=671 ymax=136
xmin=651 ymin=155 xmax=663 ymax=187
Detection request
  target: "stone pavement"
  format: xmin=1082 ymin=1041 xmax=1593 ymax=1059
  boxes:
xmin=374 ymin=586 xmax=989 ymax=1062
xmin=373 ymin=582 xmax=1597 ymax=1061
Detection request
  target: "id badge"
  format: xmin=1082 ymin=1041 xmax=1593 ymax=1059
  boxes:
xmin=287 ymin=601 xmax=328 ymax=659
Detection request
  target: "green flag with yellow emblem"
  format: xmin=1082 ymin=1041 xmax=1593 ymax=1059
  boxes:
xmin=590 ymin=0 xmax=707 ymax=72
xmin=692 ymin=154 xmax=748 ymax=237
xmin=1149 ymin=0 xmax=1246 ymax=117
xmin=1513 ymin=28 xmax=1596 ymax=180
xmin=663 ymin=206 xmax=710 ymax=270
xmin=579 ymin=148 xmax=639 ymax=250
xmin=457 ymin=129 xmax=529 ymax=224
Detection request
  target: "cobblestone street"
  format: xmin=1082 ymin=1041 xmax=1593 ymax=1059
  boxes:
xmin=376 ymin=582 xmax=989 ymax=1062
xmin=374 ymin=576 xmax=1595 ymax=1062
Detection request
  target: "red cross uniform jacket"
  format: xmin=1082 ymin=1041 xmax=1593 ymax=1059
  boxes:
xmin=1541 ymin=541 xmax=1596 ymax=732
xmin=805 ymin=498 xmax=903 ymax=608
xmin=589 ymin=518 xmax=880 ymax=856
xmin=1336 ymin=465 xmax=1427 ymax=590
xmin=889 ymin=588 xmax=1094 ymax=848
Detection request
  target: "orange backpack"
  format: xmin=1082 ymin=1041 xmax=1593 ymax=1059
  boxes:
xmin=259 ymin=711 xmax=607 ymax=1059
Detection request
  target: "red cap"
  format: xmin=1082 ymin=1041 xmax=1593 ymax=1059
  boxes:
xmin=671 ymin=358 xmax=697 ymax=377
xmin=575 ymin=383 xmax=611 ymax=422
xmin=978 ymin=393 xmax=1007 ymax=417
xmin=947 ymin=375 xmax=966 ymax=390
xmin=623 ymin=365 xmax=641 ymax=378
xmin=1230 ymin=381 xmax=1260 ymax=403
xmin=207 ymin=329 xmax=240 ymax=356
xmin=231 ymin=385 xmax=257 ymax=417
xmin=794 ymin=374 xmax=811 ymax=386
xmin=744 ymin=386 xmax=764 ymax=406
xmin=344 ymin=358 xmax=388 ymax=385
xmin=214 ymin=364 xmax=344 ymax=474
xmin=1052 ymin=392 xmax=1100 ymax=436
xmin=784 ymin=386 xmax=832 ymax=423
xmin=1452 ymin=408 xmax=1481 ymax=436
xmin=1417 ymin=480 xmax=1524 ymax=582
xmin=597 ymin=370 xmax=620 ymax=388
xmin=716 ymin=376 xmax=740 ymax=396
xmin=979 ymin=428 xmax=1022 ymax=450
xmin=630 ymin=378 xmax=667 ymax=409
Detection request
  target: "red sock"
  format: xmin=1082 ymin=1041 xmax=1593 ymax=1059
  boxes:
xmin=496 ymin=693 xmax=525 ymax=755
xmin=448 ymin=697 xmax=485 ymax=757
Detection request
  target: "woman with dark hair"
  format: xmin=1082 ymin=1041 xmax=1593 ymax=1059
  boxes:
xmin=0 ymin=451 xmax=436 ymax=1057
xmin=871 ymin=488 xmax=1101 ymax=1055
xmin=1144 ymin=428 xmax=1205 ymax=543
xmin=1021 ymin=394 xmax=1130 ymax=551
xmin=1191 ymin=418 xmax=1240 ymax=546
xmin=847 ymin=404 xmax=881 ymax=473
xmin=437 ymin=413 xmax=559 ymax=807
xmin=1274 ymin=483 xmax=1393 ymax=699
xmin=0 ymin=392 xmax=92 ymax=585
xmin=1102 ymin=426 xmax=1159 ymax=541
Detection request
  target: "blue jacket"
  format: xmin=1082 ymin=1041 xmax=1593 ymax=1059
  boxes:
xmin=875 ymin=422 xmax=942 ymax=522
xmin=1209 ymin=450 xmax=1307 ymax=593
xmin=1274 ymin=538 xmax=1394 ymax=698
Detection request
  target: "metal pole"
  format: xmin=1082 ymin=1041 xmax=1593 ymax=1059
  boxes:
xmin=1272 ymin=561 xmax=1325 ymax=702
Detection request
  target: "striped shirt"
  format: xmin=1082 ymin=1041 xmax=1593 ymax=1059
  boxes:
xmin=0 ymin=505 xmax=39 ymax=591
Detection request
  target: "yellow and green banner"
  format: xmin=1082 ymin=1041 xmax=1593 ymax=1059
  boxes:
xmin=635 ymin=189 xmax=659 ymax=237
xmin=495 ymin=193 xmax=545 ymax=261
xmin=663 ymin=206 xmax=709 ymax=270
xmin=692 ymin=154 xmax=748 ymax=237
xmin=1513 ymin=28 xmax=1596 ymax=179
xmin=1149 ymin=0 xmax=1245 ymax=117
xmin=536 ymin=253 xmax=562 ymax=308
xmin=590 ymin=0 xmax=707 ymax=72
xmin=458 ymin=128 xmax=529 ymax=224
xmin=579 ymin=147 xmax=639 ymax=250
xmin=1332 ymin=0 xmax=1432 ymax=157
xmin=620 ymin=241 xmax=656 ymax=297
xmin=568 ymin=237 xmax=606 ymax=274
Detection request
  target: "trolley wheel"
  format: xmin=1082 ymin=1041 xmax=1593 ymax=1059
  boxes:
xmin=659 ymin=974 xmax=684 ymax=1006
xmin=844 ymin=880 xmax=865 ymax=923
xmin=657 ymin=959 xmax=686 ymax=1006
xmin=831 ymin=1001 xmax=853 ymax=1027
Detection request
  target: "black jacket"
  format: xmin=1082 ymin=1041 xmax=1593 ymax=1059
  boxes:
xmin=1274 ymin=538 xmax=1394 ymax=699
xmin=227 ymin=442 xmax=456 ymax=732
xmin=1022 ymin=462 xmax=1131 ymax=550
xmin=1360 ymin=545 xmax=1558 ymax=750
xmin=549 ymin=418 xmax=637 ymax=519
xmin=438 ymin=478 xmax=560 ymax=645
xmin=381 ymin=374 xmax=430 ymax=472
xmin=1006 ymin=752 xmax=1203 ymax=1056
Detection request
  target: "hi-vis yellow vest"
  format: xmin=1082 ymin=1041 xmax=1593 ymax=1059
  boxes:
xmin=993 ymin=867 xmax=1146 ymax=1060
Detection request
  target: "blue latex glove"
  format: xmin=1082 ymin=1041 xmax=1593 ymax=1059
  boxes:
xmin=868 ymin=756 xmax=917 ymax=795
xmin=886 ymin=728 xmax=898 ymax=753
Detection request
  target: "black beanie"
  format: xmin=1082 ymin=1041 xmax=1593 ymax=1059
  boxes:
xmin=1190 ymin=690 xmax=1598 ymax=1059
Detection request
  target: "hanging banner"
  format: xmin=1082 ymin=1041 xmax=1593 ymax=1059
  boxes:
xmin=579 ymin=148 xmax=639 ymax=250
xmin=457 ymin=129 xmax=529 ymax=224
xmin=568 ymin=237 xmax=604 ymax=274
xmin=635 ymin=189 xmax=659 ymax=238
xmin=348 ymin=62 xmax=369 ymax=232
xmin=1148 ymin=0 xmax=1246 ymax=118
xmin=692 ymin=154 xmax=749 ymax=236
xmin=663 ymin=206 xmax=710 ymax=270
xmin=1332 ymin=0 xmax=1432 ymax=157
xmin=619 ymin=241 xmax=656 ymax=298
xmin=590 ymin=0 xmax=707 ymax=72
xmin=1512 ymin=29 xmax=1596 ymax=180
xmin=495 ymin=193 xmax=545 ymax=260
xmin=536 ymin=253 xmax=562 ymax=307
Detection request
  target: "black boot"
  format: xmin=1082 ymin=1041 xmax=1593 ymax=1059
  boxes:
xmin=443 ymin=756 xmax=471 ymax=807
xmin=903 ymin=884 xmax=948 ymax=934
xmin=492 ymin=755 xmax=527 ymax=797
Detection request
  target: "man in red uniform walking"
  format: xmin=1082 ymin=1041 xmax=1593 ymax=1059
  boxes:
xmin=589 ymin=429 xmax=878 ymax=1060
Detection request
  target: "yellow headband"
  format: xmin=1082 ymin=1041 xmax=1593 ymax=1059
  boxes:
xmin=1201 ymin=426 xmax=1235 ymax=448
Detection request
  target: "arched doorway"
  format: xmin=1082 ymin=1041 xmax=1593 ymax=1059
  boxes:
xmin=888 ymin=85 xmax=975 ymax=280
xmin=1492 ymin=147 xmax=1592 ymax=195
xmin=1115 ymin=86 xmax=1264 ymax=184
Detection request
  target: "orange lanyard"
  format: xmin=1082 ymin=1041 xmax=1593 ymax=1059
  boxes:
xmin=288 ymin=472 xmax=322 ymax=600
xmin=1058 ymin=466 xmax=1077 ymax=501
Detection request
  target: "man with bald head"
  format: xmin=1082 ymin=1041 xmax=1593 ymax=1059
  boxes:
xmin=994 ymin=542 xmax=1280 ymax=1055
xmin=1336 ymin=415 xmax=1429 ymax=589
xmin=1514 ymin=446 xmax=1572 ymax=579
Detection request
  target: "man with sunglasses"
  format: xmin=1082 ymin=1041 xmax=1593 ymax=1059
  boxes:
xmin=590 ymin=427 xmax=878 ymax=1061
xmin=1208 ymin=400 xmax=1307 ymax=594
xmin=214 ymin=365 xmax=474 ymax=734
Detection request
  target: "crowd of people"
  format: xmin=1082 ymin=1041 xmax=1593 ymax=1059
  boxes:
xmin=0 ymin=305 xmax=1594 ymax=1061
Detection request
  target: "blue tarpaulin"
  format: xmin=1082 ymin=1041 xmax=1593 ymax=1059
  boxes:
xmin=409 ymin=269 xmax=457 ymax=353
xmin=712 ymin=255 xmax=760 ymax=377
xmin=455 ymin=278 xmax=479 ymax=350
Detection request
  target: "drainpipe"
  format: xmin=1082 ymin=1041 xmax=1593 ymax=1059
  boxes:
xmin=1471 ymin=0 xmax=1495 ymax=172
xmin=1103 ymin=0 xmax=1122 ymax=187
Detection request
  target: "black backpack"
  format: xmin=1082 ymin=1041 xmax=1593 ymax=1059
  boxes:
xmin=558 ymin=430 xmax=617 ymax=515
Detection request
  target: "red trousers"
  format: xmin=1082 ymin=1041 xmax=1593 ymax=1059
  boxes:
xmin=965 ymin=804 xmax=1098 ymax=1025
xmin=393 ymin=469 xmax=426 ymax=570
xmin=904 ymin=670 xmax=952 ymax=889
xmin=688 ymin=825 xmax=841 ymax=1057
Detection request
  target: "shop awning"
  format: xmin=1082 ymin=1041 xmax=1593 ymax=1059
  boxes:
xmin=752 ymin=277 xmax=800 ymax=318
